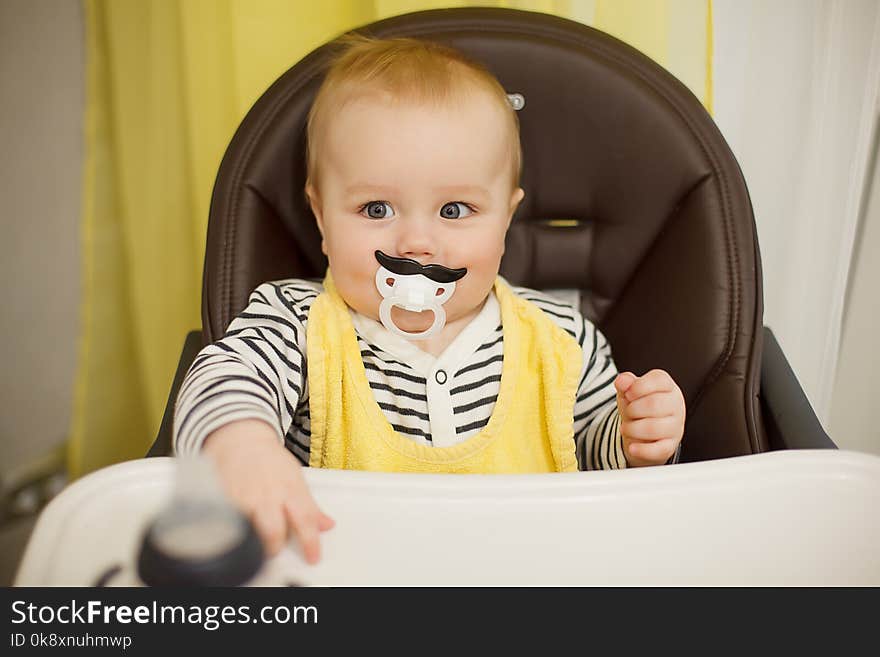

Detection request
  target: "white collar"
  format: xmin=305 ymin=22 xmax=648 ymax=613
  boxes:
xmin=349 ymin=291 xmax=501 ymax=377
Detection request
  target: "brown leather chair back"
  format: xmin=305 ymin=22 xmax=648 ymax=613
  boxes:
xmin=203 ymin=8 xmax=767 ymax=462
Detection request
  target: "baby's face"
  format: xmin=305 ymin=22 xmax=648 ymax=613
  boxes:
xmin=308 ymin=91 xmax=523 ymax=334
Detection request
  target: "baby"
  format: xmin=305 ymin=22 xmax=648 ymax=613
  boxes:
xmin=174 ymin=36 xmax=686 ymax=563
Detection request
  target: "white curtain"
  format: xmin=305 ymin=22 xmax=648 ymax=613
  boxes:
xmin=713 ymin=0 xmax=880 ymax=427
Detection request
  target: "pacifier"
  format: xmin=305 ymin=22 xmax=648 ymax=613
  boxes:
xmin=374 ymin=250 xmax=467 ymax=341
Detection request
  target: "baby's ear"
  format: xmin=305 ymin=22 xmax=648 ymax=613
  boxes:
xmin=305 ymin=184 xmax=327 ymax=254
xmin=507 ymin=187 xmax=525 ymax=227
xmin=305 ymin=183 xmax=322 ymax=228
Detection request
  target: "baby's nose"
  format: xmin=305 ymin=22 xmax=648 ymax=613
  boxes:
xmin=395 ymin=219 xmax=436 ymax=261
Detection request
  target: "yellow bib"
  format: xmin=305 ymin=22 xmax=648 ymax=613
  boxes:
xmin=306 ymin=273 xmax=582 ymax=474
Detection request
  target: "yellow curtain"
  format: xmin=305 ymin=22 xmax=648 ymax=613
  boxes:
xmin=71 ymin=0 xmax=711 ymax=477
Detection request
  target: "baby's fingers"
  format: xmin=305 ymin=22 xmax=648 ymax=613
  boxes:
xmin=284 ymin=502 xmax=324 ymax=564
xmin=624 ymin=369 xmax=674 ymax=402
xmin=614 ymin=372 xmax=637 ymax=420
xmin=250 ymin=507 xmax=288 ymax=557
xmin=626 ymin=437 xmax=677 ymax=465
xmin=621 ymin=416 xmax=680 ymax=441
xmin=317 ymin=511 xmax=335 ymax=532
xmin=614 ymin=372 xmax=637 ymax=395
xmin=625 ymin=392 xmax=679 ymax=420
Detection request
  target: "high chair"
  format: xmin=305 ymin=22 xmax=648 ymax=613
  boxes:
xmin=150 ymin=7 xmax=834 ymax=461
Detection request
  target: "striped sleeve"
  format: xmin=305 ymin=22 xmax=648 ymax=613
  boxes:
xmin=572 ymin=318 xmax=626 ymax=470
xmin=173 ymin=281 xmax=314 ymax=455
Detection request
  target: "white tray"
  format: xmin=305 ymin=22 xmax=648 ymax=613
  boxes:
xmin=14 ymin=450 xmax=880 ymax=586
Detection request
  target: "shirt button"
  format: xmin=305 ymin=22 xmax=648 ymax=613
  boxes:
xmin=435 ymin=369 xmax=447 ymax=385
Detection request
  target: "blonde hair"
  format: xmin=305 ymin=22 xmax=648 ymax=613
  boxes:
xmin=305 ymin=35 xmax=522 ymax=190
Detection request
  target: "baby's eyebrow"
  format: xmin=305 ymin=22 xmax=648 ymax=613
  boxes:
xmin=344 ymin=184 xmax=400 ymax=197
xmin=433 ymin=185 xmax=491 ymax=201
xmin=344 ymin=185 xmax=491 ymax=203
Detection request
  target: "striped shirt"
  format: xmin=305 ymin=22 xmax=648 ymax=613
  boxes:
xmin=174 ymin=279 xmax=626 ymax=470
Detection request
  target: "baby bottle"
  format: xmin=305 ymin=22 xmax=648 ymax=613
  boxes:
xmin=134 ymin=454 xmax=266 ymax=586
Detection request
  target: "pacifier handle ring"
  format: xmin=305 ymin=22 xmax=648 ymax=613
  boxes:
xmin=379 ymin=299 xmax=445 ymax=340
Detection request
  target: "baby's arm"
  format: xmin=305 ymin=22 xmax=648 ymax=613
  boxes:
xmin=174 ymin=282 xmax=333 ymax=560
xmin=573 ymin=319 xmax=684 ymax=468
xmin=573 ymin=321 xmax=628 ymax=469
xmin=201 ymin=419 xmax=333 ymax=561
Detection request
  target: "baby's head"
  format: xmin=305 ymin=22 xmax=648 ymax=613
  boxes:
xmin=305 ymin=35 xmax=524 ymax=337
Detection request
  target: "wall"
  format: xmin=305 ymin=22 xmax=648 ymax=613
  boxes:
xmin=713 ymin=0 xmax=880 ymax=433
xmin=830 ymin=121 xmax=880 ymax=454
xmin=0 ymin=0 xmax=83 ymax=481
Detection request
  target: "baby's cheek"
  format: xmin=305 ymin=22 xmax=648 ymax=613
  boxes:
xmin=465 ymin=249 xmax=504 ymax=285
xmin=452 ymin=267 xmax=498 ymax=314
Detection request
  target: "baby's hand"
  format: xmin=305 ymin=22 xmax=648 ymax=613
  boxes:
xmin=202 ymin=419 xmax=334 ymax=562
xmin=613 ymin=369 xmax=685 ymax=467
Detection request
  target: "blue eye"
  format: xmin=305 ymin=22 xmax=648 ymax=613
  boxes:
xmin=361 ymin=201 xmax=394 ymax=219
xmin=439 ymin=202 xmax=474 ymax=219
